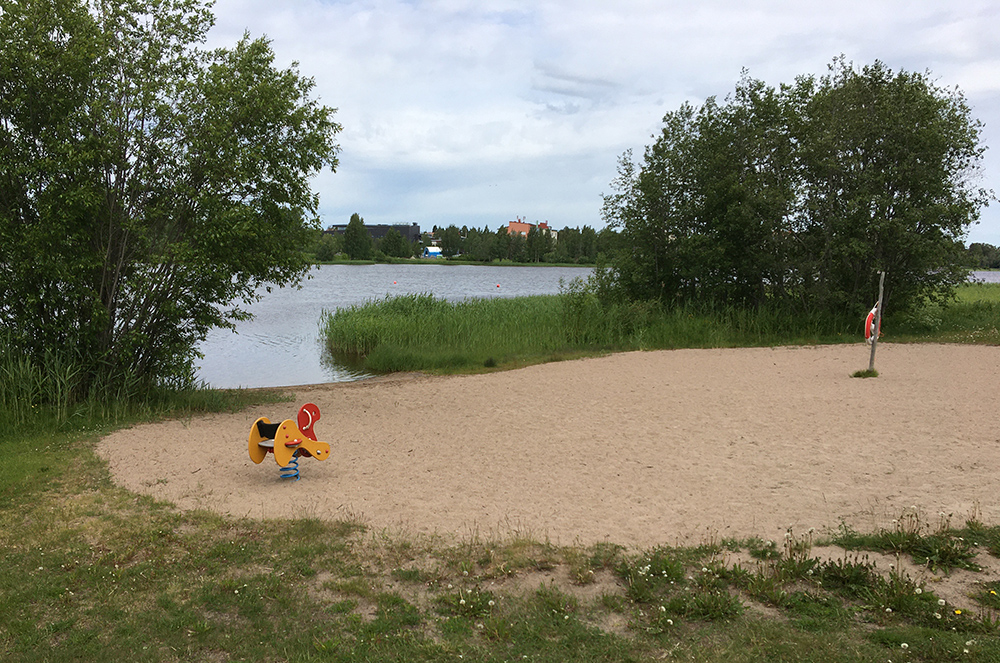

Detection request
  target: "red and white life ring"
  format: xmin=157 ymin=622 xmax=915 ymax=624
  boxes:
xmin=865 ymin=304 xmax=881 ymax=344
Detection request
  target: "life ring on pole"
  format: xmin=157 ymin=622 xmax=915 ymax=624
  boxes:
xmin=865 ymin=303 xmax=881 ymax=345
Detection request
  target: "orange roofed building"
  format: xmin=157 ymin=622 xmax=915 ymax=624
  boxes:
xmin=506 ymin=217 xmax=553 ymax=239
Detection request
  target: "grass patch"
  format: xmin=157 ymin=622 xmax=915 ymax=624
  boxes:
xmin=4 ymin=279 xmax=1000 ymax=660
xmin=831 ymin=510 xmax=982 ymax=573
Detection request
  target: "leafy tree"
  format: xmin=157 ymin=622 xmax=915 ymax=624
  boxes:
xmin=602 ymin=59 xmax=991 ymax=315
xmin=580 ymin=226 xmax=599 ymax=262
xmin=315 ymin=233 xmax=342 ymax=262
xmin=525 ymin=225 xmax=552 ymax=262
xmin=553 ymin=227 xmax=580 ymax=263
xmin=968 ymin=243 xmax=1000 ymax=269
xmin=508 ymin=233 xmax=528 ymax=262
xmin=0 ymin=0 xmax=341 ymax=390
xmin=343 ymin=213 xmax=372 ymax=260
xmin=378 ymin=228 xmax=410 ymax=258
xmin=795 ymin=59 xmax=990 ymax=314
xmin=440 ymin=224 xmax=463 ymax=257
xmin=491 ymin=226 xmax=511 ymax=261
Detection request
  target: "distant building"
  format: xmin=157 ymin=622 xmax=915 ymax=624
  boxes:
xmin=422 ymin=246 xmax=442 ymax=258
xmin=505 ymin=217 xmax=556 ymax=242
xmin=325 ymin=222 xmax=421 ymax=243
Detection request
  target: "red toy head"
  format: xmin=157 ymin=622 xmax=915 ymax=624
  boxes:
xmin=296 ymin=403 xmax=321 ymax=441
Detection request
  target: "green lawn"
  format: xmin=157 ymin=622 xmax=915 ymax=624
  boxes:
xmin=3 ymin=284 xmax=999 ymax=661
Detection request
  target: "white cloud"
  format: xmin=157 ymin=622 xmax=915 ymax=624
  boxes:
xmin=209 ymin=0 xmax=1000 ymax=244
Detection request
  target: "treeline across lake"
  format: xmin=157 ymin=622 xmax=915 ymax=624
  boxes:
xmin=969 ymin=243 xmax=1000 ymax=269
xmin=307 ymin=216 xmax=622 ymax=264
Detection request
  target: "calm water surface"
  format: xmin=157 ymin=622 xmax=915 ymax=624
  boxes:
xmin=196 ymin=264 xmax=593 ymax=388
xmin=971 ymin=270 xmax=1000 ymax=283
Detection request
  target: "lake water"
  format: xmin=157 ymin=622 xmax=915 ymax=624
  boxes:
xmin=971 ymin=270 xmax=1000 ymax=283
xmin=196 ymin=267 xmax=997 ymax=389
xmin=195 ymin=264 xmax=593 ymax=388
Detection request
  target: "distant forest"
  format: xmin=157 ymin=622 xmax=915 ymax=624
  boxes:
xmin=968 ymin=242 xmax=1000 ymax=269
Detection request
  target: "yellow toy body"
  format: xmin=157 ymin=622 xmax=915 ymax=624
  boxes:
xmin=248 ymin=404 xmax=331 ymax=470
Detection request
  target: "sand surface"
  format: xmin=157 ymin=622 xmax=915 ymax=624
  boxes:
xmin=98 ymin=344 xmax=1000 ymax=548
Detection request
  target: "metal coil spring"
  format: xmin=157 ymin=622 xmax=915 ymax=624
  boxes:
xmin=279 ymin=454 xmax=300 ymax=481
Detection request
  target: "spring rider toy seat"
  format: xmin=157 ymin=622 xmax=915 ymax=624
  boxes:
xmin=249 ymin=403 xmax=330 ymax=480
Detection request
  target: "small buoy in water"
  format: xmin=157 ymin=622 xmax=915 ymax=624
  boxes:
xmin=496 ymin=284 xmax=500 ymax=288
xmin=393 ymin=281 xmax=397 ymax=285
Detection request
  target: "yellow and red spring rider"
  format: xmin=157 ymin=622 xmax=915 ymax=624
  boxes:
xmin=248 ymin=403 xmax=330 ymax=480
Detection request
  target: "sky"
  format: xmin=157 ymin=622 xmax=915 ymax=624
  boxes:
xmin=207 ymin=0 xmax=1000 ymax=246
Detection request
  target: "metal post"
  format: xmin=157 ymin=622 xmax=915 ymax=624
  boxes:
xmin=868 ymin=271 xmax=885 ymax=372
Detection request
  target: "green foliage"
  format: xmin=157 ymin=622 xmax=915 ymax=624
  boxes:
xmin=832 ymin=516 xmax=981 ymax=573
xmin=313 ymin=231 xmax=343 ymax=261
xmin=343 ymin=212 xmax=373 ymax=260
xmin=890 ymin=282 xmax=1000 ymax=343
xmin=616 ymin=548 xmax=686 ymax=604
xmin=378 ymin=227 xmax=411 ymax=258
xmin=322 ymin=294 xmax=570 ymax=372
xmin=318 ymin=280 xmax=998 ymax=376
xmin=968 ymin=242 xmax=1000 ymax=269
xmin=439 ymin=224 xmax=463 ymax=257
xmin=602 ymin=58 xmax=991 ymax=318
xmin=0 ymin=0 xmax=341 ymax=394
xmin=409 ymin=223 xmax=611 ymax=265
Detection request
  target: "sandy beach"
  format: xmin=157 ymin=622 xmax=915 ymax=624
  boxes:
xmin=98 ymin=343 xmax=1000 ymax=548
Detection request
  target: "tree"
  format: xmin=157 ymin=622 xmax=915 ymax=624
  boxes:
xmin=0 ymin=0 xmax=341 ymax=390
xmin=314 ymin=233 xmax=341 ymax=262
xmin=343 ymin=213 xmax=372 ymax=260
xmin=795 ymin=59 xmax=990 ymax=314
xmin=378 ymin=228 xmax=409 ymax=259
xmin=491 ymin=226 xmax=511 ymax=261
xmin=440 ymin=225 xmax=463 ymax=257
xmin=525 ymin=225 xmax=552 ymax=262
xmin=601 ymin=59 xmax=991 ymax=315
xmin=968 ymin=243 xmax=1000 ymax=269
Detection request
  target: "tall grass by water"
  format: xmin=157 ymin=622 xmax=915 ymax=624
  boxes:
xmin=321 ymin=287 xmax=858 ymax=374
xmin=322 ymin=281 xmax=1000 ymax=375
xmin=0 ymin=334 xmax=289 ymax=442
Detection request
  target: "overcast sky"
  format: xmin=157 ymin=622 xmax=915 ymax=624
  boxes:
xmin=207 ymin=0 xmax=1000 ymax=246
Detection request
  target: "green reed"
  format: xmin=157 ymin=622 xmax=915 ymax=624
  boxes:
xmin=322 ymin=293 xmax=568 ymax=372
xmin=0 ymin=335 xmax=289 ymax=440
xmin=321 ymin=290 xmax=859 ymax=374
